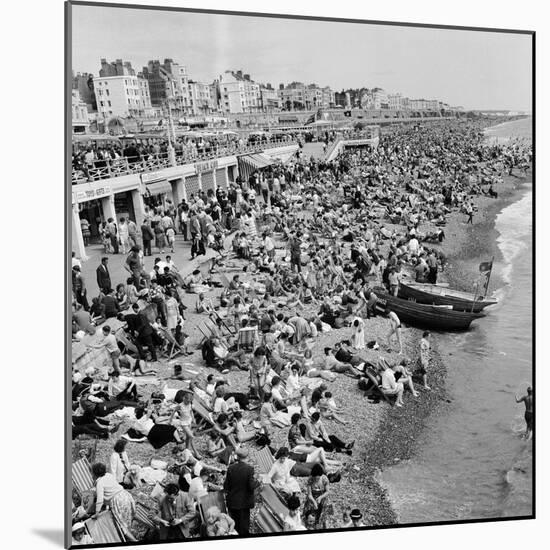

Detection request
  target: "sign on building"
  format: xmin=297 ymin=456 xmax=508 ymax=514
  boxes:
xmin=73 ymin=185 xmax=112 ymax=204
xmin=194 ymin=159 xmax=219 ymax=173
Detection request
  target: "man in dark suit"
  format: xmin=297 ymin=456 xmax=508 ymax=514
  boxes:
xmin=96 ymin=257 xmax=111 ymax=293
xmin=223 ymin=447 xmax=258 ymax=535
xmin=136 ymin=307 xmax=161 ymax=362
xmin=141 ymin=220 xmax=154 ymax=256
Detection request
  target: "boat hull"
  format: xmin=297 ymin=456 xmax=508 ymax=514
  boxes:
xmin=398 ymin=282 xmax=497 ymax=313
xmin=374 ymin=288 xmax=485 ymax=331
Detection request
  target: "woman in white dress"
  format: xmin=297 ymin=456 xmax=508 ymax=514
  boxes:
xmin=351 ymin=317 xmax=365 ymax=350
xmin=165 ymin=290 xmax=181 ymax=333
xmin=267 ymin=447 xmax=301 ymax=496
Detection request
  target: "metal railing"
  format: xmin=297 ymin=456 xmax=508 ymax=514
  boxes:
xmin=72 ymin=137 xmax=298 ymax=185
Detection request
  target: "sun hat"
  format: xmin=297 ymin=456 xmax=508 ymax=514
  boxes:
xmin=72 ymin=522 xmax=86 ymax=532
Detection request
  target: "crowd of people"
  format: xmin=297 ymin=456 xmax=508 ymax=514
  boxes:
xmin=71 ymin=117 xmax=532 ymax=545
xmin=72 ymin=132 xmax=298 ymax=182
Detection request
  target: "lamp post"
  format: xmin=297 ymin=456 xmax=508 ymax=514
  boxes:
xmin=164 ymin=98 xmax=176 ymax=166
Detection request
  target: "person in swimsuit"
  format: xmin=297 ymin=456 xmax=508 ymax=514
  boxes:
xmin=385 ymin=309 xmax=403 ymax=354
xmin=515 ymin=386 xmax=533 ymax=440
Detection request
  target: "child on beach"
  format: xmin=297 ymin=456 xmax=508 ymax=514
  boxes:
xmin=318 ymin=391 xmax=347 ymax=424
xmin=351 ymin=317 xmax=366 ymax=349
xmin=418 ymin=331 xmax=431 ymax=390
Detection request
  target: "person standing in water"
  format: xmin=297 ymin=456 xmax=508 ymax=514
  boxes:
xmin=515 ymin=386 xmax=533 ymax=440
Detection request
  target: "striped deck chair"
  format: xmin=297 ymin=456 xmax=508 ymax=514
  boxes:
xmin=255 ymin=505 xmax=283 ymax=533
xmin=72 ymin=457 xmax=94 ymax=495
xmin=198 ymin=491 xmax=227 ymax=523
xmin=254 ymin=446 xmax=275 ymax=478
xmin=260 ymin=484 xmax=289 ymax=527
xmin=211 ymin=311 xmax=235 ymax=336
xmin=135 ymin=502 xmax=157 ymax=531
xmin=192 ymin=397 xmax=215 ymax=433
xmin=236 ymin=326 xmax=259 ymax=351
xmin=158 ymin=327 xmax=184 ymax=360
xmin=115 ymin=328 xmax=139 ymax=356
xmin=85 ymin=510 xmax=125 ymax=544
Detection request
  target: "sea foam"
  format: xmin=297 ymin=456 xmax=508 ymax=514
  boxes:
xmin=495 ymin=190 xmax=532 ymax=285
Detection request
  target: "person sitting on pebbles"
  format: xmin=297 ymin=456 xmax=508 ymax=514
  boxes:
xmin=378 ymin=357 xmax=405 ymax=407
xmin=391 ymin=358 xmax=419 ymax=398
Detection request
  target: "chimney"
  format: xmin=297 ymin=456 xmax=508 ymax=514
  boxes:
xmin=244 ymin=74 xmax=250 ymax=81
xmin=236 ymin=70 xmax=243 ymax=79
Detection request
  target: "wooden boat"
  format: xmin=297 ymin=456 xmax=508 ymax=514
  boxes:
xmin=398 ymin=282 xmax=498 ymax=313
xmin=373 ymin=287 xmax=485 ymax=331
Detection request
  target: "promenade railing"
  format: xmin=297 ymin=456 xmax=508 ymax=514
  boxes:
xmin=72 ymin=137 xmax=298 ymax=185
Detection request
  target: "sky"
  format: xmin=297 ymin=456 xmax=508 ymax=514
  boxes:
xmin=71 ymin=4 xmax=533 ymax=111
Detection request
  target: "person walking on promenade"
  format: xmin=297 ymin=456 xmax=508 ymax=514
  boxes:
xmin=80 ymin=218 xmax=91 ymax=246
xmin=96 ymin=256 xmax=112 ymax=294
xmin=119 ymin=217 xmax=130 ymax=255
xmin=127 ymin=218 xmax=138 ymax=248
xmin=224 ymin=447 xmax=258 ymax=535
xmin=107 ymin=217 xmax=119 ymax=254
xmin=179 ymin=200 xmax=189 ymax=241
xmin=515 ymin=386 xmax=533 ymax=440
xmin=72 ymin=265 xmax=89 ymax=311
xmin=154 ymin=220 xmax=166 ymax=254
xmin=140 ymin=219 xmax=154 ymax=257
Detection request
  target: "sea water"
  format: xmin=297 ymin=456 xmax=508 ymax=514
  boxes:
xmin=379 ymin=188 xmax=533 ymax=523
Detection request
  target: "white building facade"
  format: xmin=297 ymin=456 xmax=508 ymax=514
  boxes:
xmin=188 ymin=80 xmax=216 ymax=115
xmin=72 ymin=90 xmax=90 ymax=133
xmin=218 ymin=71 xmax=261 ymax=114
xmin=94 ymin=75 xmax=152 ymax=118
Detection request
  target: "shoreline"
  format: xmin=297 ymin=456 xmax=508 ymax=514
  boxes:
xmin=364 ymin=165 xmax=532 ymax=525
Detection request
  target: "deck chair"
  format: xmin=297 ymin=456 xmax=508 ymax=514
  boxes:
xmin=254 ymin=446 xmax=275 ymax=477
xmin=158 ymin=327 xmax=184 ymax=360
xmin=135 ymin=501 xmax=157 ymax=531
xmin=236 ymin=326 xmax=259 ymax=351
xmin=255 ymin=505 xmax=284 ymax=533
xmin=72 ymin=457 xmax=94 ymax=495
xmin=197 ymin=321 xmax=215 ymax=347
xmin=218 ymin=271 xmax=231 ymax=290
xmin=211 ymin=310 xmax=236 ymax=335
xmin=198 ymin=491 xmax=227 ymax=522
xmin=85 ymin=510 xmax=125 ymax=544
xmin=115 ymin=328 xmax=140 ymax=356
xmin=192 ymin=397 xmax=215 ymax=433
xmin=260 ymin=484 xmax=289 ymax=527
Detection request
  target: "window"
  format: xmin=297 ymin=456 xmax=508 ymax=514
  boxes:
xmin=106 ymin=89 xmax=110 ymax=96
xmin=100 ymin=101 xmax=104 ymax=107
xmin=108 ymin=100 xmax=111 ymax=107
